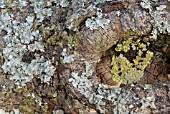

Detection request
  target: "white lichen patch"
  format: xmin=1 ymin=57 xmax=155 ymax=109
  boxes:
xmin=29 ymin=0 xmax=53 ymax=22
xmin=69 ymin=59 xmax=159 ymax=113
xmin=0 ymin=3 xmax=55 ymax=87
xmin=60 ymin=0 xmax=69 ymax=8
xmin=52 ymin=109 xmax=64 ymax=114
xmin=69 ymin=71 xmax=107 ymax=113
xmin=61 ymin=48 xmax=74 ymax=63
xmin=85 ymin=11 xmax=110 ymax=30
xmin=0 ymin=0 xmax=5 ymax=8
xmin=0 ymin=109 xmax=23 ymax=114
xmin=140 ymin=0 xmax=170 ymax=39
xmin=65 ymin=0 xmax=112 ymax=31
xmin=0 ymin=0 xmax=28 ymax=9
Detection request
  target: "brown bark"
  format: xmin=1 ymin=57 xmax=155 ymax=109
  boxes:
xmin=63 ymin=0 xmax=170 ymax=113
xmin=0 ymin=0 xmax=170 ymax=114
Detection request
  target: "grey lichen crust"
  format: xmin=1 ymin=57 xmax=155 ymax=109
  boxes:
xmin=65 ymin=0 xmax=112 ymax=31
xmin=0 ymin=0 xmax=169 ymax=113
xmin=0 ymin=0 xmax=56 ymax=87
xmin=141 ymin=0 xmax=170 ymax=39
xmin=0 ymin=108 xmax=22 ymax=114
xmin=69 ymin=0 xmax=170 ymax=113
xmin=85 ymin=10 xmax=110 ymax=30
xmin=69 ymin=61 xmax=159 ymax=113
xmin=52 ymin=109 xmax=64 ymax=114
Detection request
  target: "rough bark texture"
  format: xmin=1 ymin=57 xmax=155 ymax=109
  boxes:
xmin=0 ymin=0 xmax=170 ymax=114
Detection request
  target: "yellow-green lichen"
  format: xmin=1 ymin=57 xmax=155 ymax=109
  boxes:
xmin=45 ymin=30 xmax=80 ymax=50
xmin=111 ymin=38 xmax=153 ymax=84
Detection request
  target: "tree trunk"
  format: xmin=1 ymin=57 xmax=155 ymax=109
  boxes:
xmin=0 ymin=0 xmax=170 ymax=114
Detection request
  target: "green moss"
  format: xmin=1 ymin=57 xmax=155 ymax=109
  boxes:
xmin=13 ymin=86 xmax=44 ymax=113
xmin=45 ymin=30 xmax=80 ymax=49
xmin=62 ymin=31 xmax=81 ymax=49
xmin=111 ymin=38 xmax=153 ymax=84
xmin=19 ymin=102 xmax=35 ymax=113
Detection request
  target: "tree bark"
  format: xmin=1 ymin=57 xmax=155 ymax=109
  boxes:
xmin=0 ymin=0 xmax=170 ymax=114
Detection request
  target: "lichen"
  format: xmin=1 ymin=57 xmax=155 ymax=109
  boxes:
xmin=68 ymin=59 xmax=167 ymax=114
xmin=61 ymin=48 xmax=75 ymax=63
xmin=140 ymin=0 xmax=170 ymax=39
xmin=0 ymin=0 xmax=56 ymax=87
xmin=60 ymin=0 xmax=69 ymax=8
xmin=13 ymin=86 xmax=46 ymax=113
xmin=0 ymin=0 xmax=27 ymax=9
xmin=69 ymin=74 xmax=107 ymax=113
xmin=85 ymin=10 xmax=110 ymax=30
xmin=110 ymin=38 xmax=153 ymax=84
xmin=52 ymin=109 xmax=64 ymax=114
xmin=0 ymin=0 xmax=169 ymax=113
xmin=65 ymin=0 xmax=111 ymax=31
xmin=45 ymin=30 xmax=80 ymax=50
xmin=67 ymin=1 xmax=169 ymax=113
xmin=0 ymin=109 xmax=22 ymax=114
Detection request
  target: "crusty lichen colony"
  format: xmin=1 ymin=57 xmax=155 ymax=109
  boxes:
xmin=0 ymin=0 xmax=56 ymax=88
xmin=111 ymin=38 xmax=154 ymax=84
xmin=0 ymin=0 xmax=169 ymax=113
